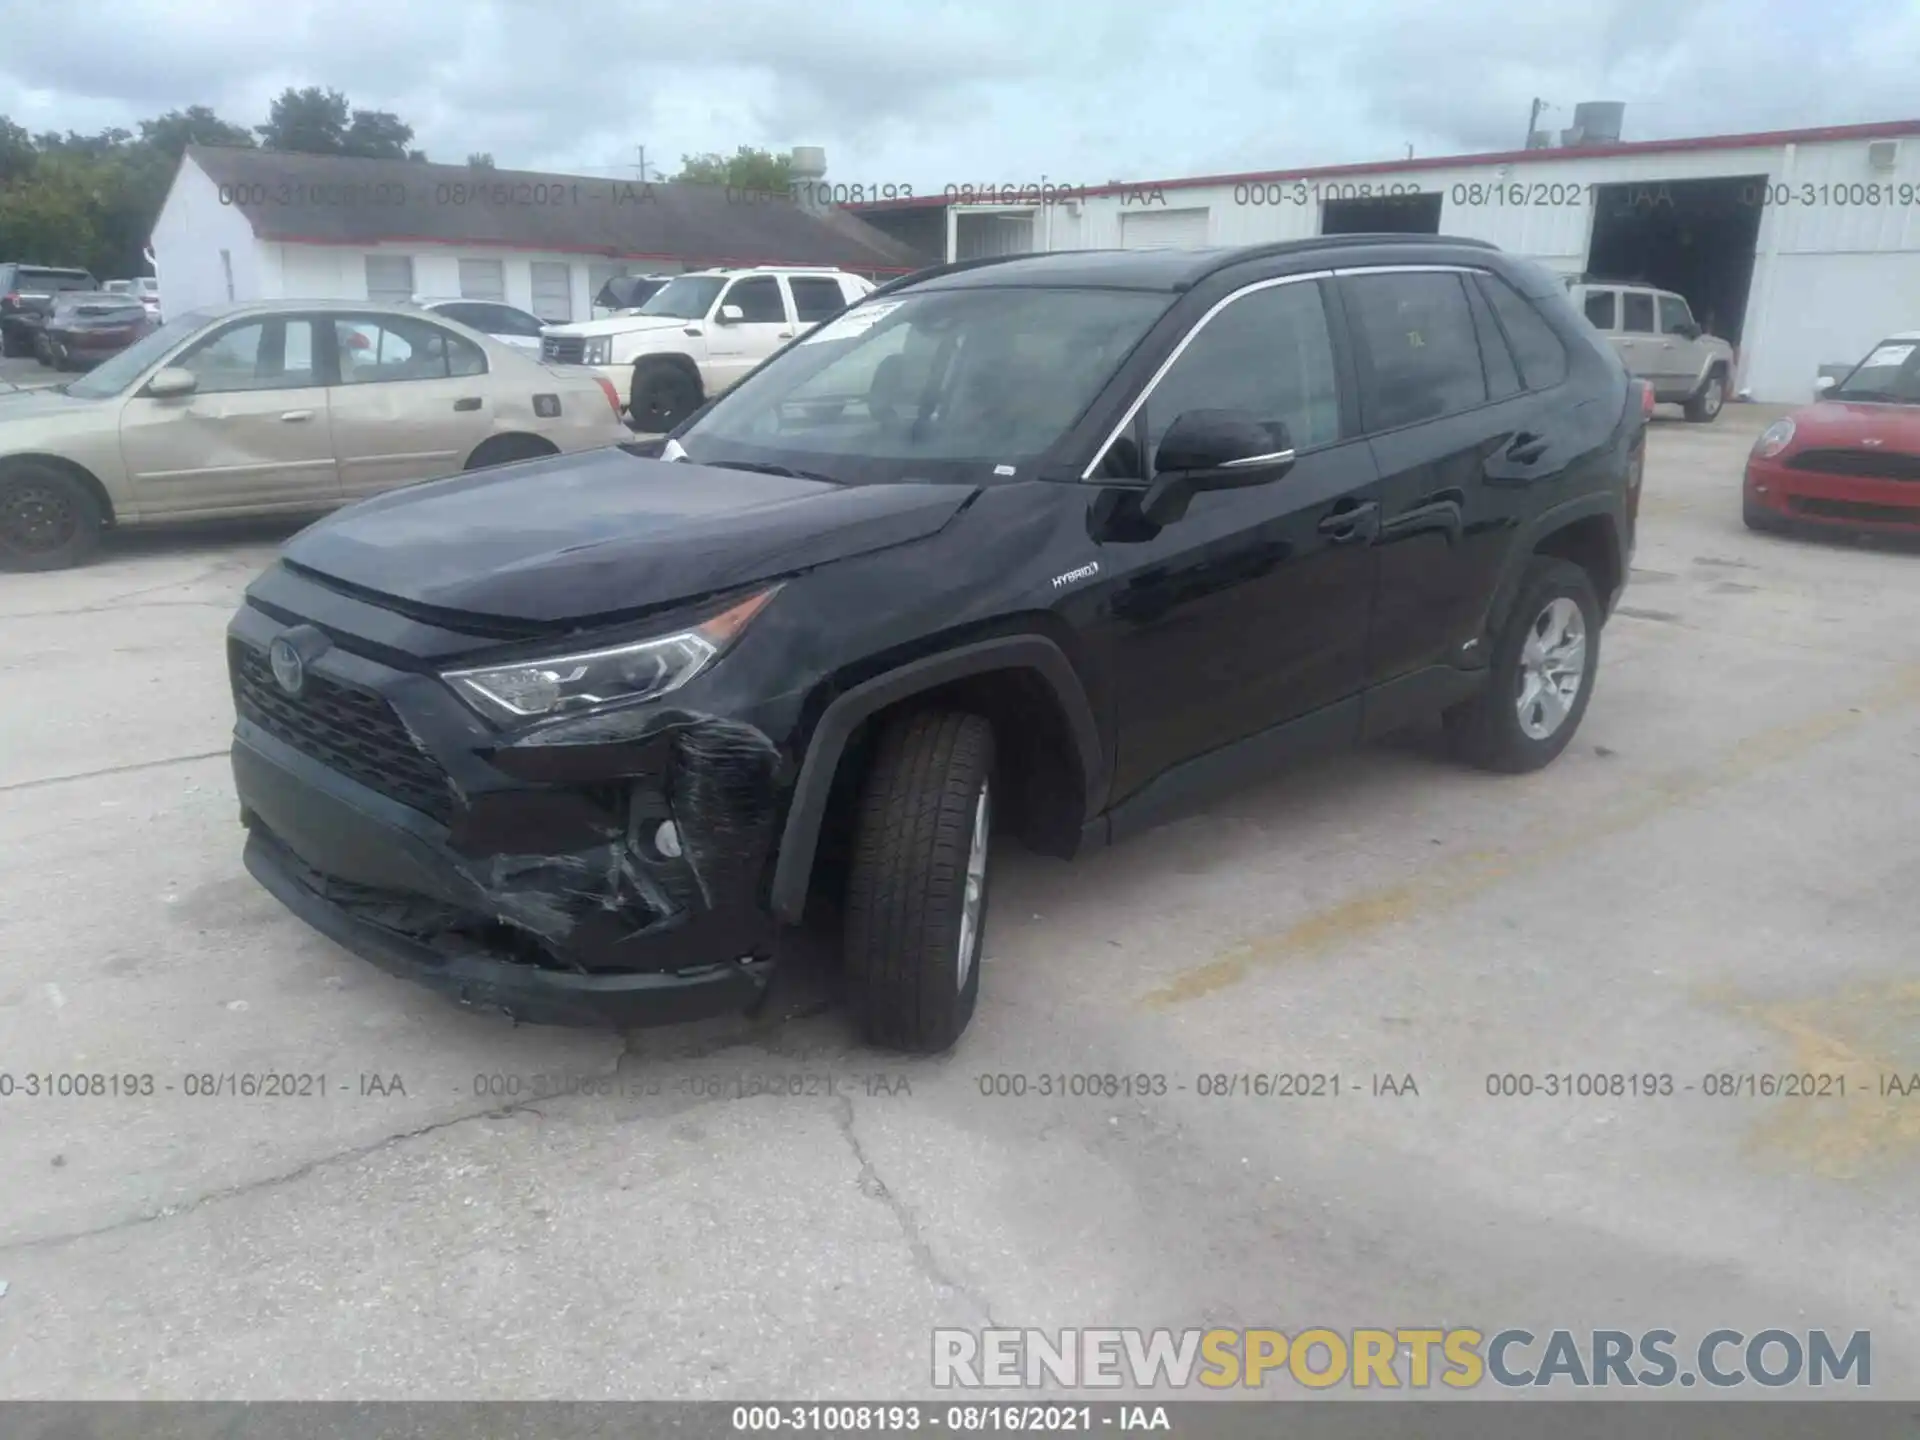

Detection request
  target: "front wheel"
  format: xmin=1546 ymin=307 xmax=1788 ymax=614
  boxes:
xmin=1445 ymin=557 xmax=1601 ymax=773
xmin=1684 ymin=371 xmax=1726 ymax=423
xmin=843 ymin=710 xmax=996 ymax=1053
xmin=0 ymin=461 xmax=104 ymax=572
xmin=629 ymin=363 xmax=702 ymax=433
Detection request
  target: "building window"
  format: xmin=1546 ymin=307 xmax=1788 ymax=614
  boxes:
xmin=529 ymin=261 xmax=573 ymax=322
xmin=365 ymin=254 xmax=415 ymax=304
xmin=458 ymin=258 xmax=507 ymax=303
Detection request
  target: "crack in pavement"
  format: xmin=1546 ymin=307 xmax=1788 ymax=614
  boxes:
xmin=833 ymin=1091 xmax=1002 ymax=1327
xmin=0 ymin=749 xmax=229 ymax=794
xmin=0 ymin=1102 xmax=545 ymax=1257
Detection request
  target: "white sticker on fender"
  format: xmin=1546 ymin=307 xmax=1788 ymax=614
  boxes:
xmin=1862 ymin=343 xmax=1915 ymax=368
xmin=800 ymin=300 xmax=905 ymax=345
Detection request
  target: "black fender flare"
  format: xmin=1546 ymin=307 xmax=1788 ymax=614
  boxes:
xmin=768 ymin=635 xmax=1104 ymax=923
xmin=1488 ymin=490 xmax=1629 ymax=636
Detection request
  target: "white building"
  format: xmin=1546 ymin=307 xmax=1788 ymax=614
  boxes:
xmin=861 ymin=117 xmax=1920 ymax=403
xmin=151 ymin=145 xmax=919 ymax=328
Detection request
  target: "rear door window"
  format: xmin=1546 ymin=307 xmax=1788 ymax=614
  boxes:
xmin=790 ymin=277 xmax=850 ymax=324
xmin=1343 ymin=270 xmax=1489 ymax=430
xmin=1621 ymin=291 xmax=1656 ymax=334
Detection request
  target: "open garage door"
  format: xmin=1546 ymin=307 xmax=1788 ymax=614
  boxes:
xmin=1323 ymin=192 xmax=1442 ymax=235
xmin=1586 ymin=177 xmax=1761 ymax=347
xmin=1120 ymin=207 xmax=1211 ymax=248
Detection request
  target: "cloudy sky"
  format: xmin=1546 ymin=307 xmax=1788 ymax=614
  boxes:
xmin=2 ymin=0 xmax=1916 ymax=186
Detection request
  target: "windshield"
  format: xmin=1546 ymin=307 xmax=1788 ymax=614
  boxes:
xmin=63 ymin=310 xmax=211 ymax=398
xmin=1831 ymin=338 xmax=1920 ymax=404
xmin=635 ymin=276 xmax=728 ymax=320
xmin=678 ymin=287 xmax=1170 ymax=479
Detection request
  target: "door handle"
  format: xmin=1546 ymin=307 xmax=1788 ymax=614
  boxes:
xmin=453 ymin=397 xmax=483 ymax=412
xmin=1317 ymin=500 xmax=1380 ymax=544
xmin=1506 ymin=432 xmax=1549 ymax=465
xmin=777 ymin=330 xmax=795 ymax=338
xmin=280 ymin=410 xmax=313 ymax=422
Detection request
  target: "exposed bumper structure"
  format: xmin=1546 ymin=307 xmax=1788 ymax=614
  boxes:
xmin=226 ymin=586 xmax=789 ymax=1029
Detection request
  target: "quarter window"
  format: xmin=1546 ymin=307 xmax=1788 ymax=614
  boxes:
xmin=1464 ymin=279 xmax=1522 ymax=401
xmin=1135 ymin=280 xmax=1342 ymax=470
xmin=1478 ymin=275 xmax=1569 ymax=390
xmin=1345 ymin=271 xmax=1488 ymax=430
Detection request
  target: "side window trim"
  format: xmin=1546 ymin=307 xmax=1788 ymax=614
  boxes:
xmin=1079 ymin=270 xmax=1337 ymax=481
xmin=164 ymin=315 xmax=312 ymax=395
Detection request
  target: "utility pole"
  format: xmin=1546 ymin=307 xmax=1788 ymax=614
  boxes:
xmin=1525 ymin=98 xmax=1546 ymax=148
xmin=635 ymin=145 xmax=651 ymax=182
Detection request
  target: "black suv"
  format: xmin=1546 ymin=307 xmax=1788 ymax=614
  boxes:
xmin=0 ymin=264 xmax=100 ymax=357
xmin=227 ymin=237 xmax=1643 ymax=1052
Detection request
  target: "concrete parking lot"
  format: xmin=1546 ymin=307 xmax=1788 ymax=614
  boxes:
xmin=1 ymin=402 xmax=1917 ymax=1400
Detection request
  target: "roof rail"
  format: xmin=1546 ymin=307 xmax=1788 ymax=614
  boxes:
xmin=748 ymin=264 xmax=846 ymax=272
xmin=861 ymin=253 xmax=1034 ymax=300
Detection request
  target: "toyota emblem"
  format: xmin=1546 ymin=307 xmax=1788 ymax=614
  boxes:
xmin=269 ymin=636 xmax=306 ymax=695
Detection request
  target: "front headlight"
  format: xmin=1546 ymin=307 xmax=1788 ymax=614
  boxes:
xmin=584 ymin=336 xmax=613 ymax=366
xmin=442 ymin=586 xmax=779 ymax=724
xmin=1753 ymin=418 xmax=1796 ymax=459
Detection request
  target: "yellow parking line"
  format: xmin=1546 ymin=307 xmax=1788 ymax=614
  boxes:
xmin=1140 ymin=665 xmax=1920 ymax=1010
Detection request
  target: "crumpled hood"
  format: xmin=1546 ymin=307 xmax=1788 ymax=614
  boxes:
xmin=278 ymin=447 xmax=978 ymax=625
xmin=541 ymin=314 xmax=692 ymax=339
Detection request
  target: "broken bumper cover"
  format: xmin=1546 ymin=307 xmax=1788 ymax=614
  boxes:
xmin=227 ymin=590 xmax=790 ymax=1030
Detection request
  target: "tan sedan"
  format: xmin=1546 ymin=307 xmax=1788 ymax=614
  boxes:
xmin=0 ymin=299 xmax=634 ymax=571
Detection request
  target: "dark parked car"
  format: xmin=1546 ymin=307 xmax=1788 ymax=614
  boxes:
xmin=35 ymin=291 xmax=154 ymax=369
xmin=594 ymin=274 xmax=672 ymax=313
xmin=226 ymin=236 xmax=1644 ymax=1052
xmin=0 ymin=264 xmax=99 ymax=357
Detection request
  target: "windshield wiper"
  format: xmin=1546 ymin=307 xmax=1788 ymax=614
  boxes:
xmin=700 ymin=458 xmax=843 ymax=485
xmin=1835 ymin=389 xmax=1912 ymax=404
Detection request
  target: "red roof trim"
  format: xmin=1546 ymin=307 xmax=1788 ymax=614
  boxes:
xmin=254 ymin=231 xmax=917 ymax=273
xmin=847 ymin=117 xmax=1920 ymax=212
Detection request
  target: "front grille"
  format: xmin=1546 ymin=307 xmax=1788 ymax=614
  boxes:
xmin=542 ymin=335 xmax=585 ymax=364
xmin=230 ymin=639 xmax=455 ymax=824
xmin=1789 ymin=496 xmax=1920 ymax=527
xmin=1786 ymin=448 xmax=1920 ymax=482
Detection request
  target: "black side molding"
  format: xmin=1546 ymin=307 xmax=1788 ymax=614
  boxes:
xmin=768 ymin=635 xmax=1104 ymax=924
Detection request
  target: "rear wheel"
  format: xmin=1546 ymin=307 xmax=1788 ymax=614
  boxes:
xmin=0 ymin=461 xmax=103 ymax=572
xmin=843 ymin=710 xmax=996 ymax=1053
xmin=1445 ymin=557 xmax=1600 ymax=773
xmin=464 ymin=433 xmax=558 ymax=471
xmin=1684 ymin=370 xmax=1726 ymax=423
xmin=629 ymin=362 xmax=702 ymax=433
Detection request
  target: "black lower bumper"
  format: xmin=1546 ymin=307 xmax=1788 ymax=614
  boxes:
xmin=234 ymin=725 xmax=777 ymax=1030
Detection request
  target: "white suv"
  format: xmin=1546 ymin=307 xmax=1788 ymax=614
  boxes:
xmin=539 ymin=266 xmax=876 ymax=430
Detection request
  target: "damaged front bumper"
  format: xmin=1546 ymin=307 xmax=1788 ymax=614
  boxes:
xmin=226 ymin=584 xmax=792 ymax=1029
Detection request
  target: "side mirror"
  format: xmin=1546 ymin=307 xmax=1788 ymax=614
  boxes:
xmin=1814 ymin=374 xmax=1838 ymax=395
xmin=716 ymin=304 xmax=745 ymax=325
xmin=1674 ymin=322 xmax=1700 ymax=340
xmin=1141 ymin=409 xmax=1294 ymax=525
xmin=146 ymin=367 xmax=198 ymax=399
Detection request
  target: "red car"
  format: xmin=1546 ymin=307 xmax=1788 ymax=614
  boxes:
xmin=1744 ymin=333 xmax=1920 ymax=536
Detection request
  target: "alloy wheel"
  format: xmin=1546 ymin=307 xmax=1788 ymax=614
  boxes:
xmin=1514 ymin=597 xmax=1588 ymax=741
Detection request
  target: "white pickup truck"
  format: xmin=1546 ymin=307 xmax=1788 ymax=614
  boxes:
xmin=539 ymin=266 xmax=875 ymax=430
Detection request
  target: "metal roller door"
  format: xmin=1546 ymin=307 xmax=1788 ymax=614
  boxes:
xmin=1119 ymin=207 xmax=1211 ymax=249
xmin=530 ymin=262 xmax=573 ymax=322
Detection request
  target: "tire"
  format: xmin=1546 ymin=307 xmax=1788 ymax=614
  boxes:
xmin=0 ymin=461 xmax=104 ymax=572
xmin=843 ymin=709 xmax=996 ymax=1053
xmin=1444 ymin=557 xmax=1601 ymax=774
xmin=629 ymin=362 xmax=702 ymax=433
xmin=464 ymin=433 xmax=558 ymax=471
xmin=1684 ymin=369 xmax=1726 ymax=423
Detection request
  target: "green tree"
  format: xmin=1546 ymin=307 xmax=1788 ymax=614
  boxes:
xmin=674 ymin=145 xmax=792 ymax=191
xmin=343 ymin=108 xmax=416 ymax=160
xmin=139 ymin=106 xmax=255 ymax=159
xmin=256 ymin=86 xmax=352 ymax=153
xmin=0 ymin=152 xmax=101 ymax=267
xmin=0 ymin=117 xmax=34 ymax=184
xmin=468 ymin=152 xmax=496 ymax=168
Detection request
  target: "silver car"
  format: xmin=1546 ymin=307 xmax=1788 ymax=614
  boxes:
xmin=1567 ymin=279 xmax=1736 ymax=422
xmin=0 ymin=299 xmax=633 ymax=571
